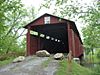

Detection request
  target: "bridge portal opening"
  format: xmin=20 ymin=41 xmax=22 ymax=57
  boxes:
xmin=32 ymin=23 xmax=69 ymax=54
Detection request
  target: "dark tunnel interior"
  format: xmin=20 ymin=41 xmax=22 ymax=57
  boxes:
xmin=32 ymin=23 xmax=69 ymax=53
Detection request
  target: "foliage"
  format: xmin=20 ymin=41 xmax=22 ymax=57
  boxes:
xmin=0 ymin=36 xmax=20 ymax=53
xmin=92 ymin=65 xmax=100 ymax=75
xmin=86 ymin=48 xmax=100 ymax=63
xmin=39 ymin=0 xmax=80 ymax=19
xmin=96 ymin=49 xmax=100 ymax=59
xmin=0 ymin=57 xmax=14 ymax=67
xmin=0 ymin=0 xmax=34 ymax=54
xmin=0 ymin=0 xmax=20 ymax=53
xmin=81 ymin=1 xmax=100 ymax=53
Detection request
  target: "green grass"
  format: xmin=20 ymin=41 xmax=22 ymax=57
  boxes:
xmin=56 ymin=59 xmax=93 ymax=75
xmin=92 ymin=66 xmax=100 ymax=75
xmin=86 ymin=54 xmax=100 ymax=63
xmin=91 ymin=65 xmax=100 ymax=75
xmin=42 ymin=57 xmax=52 ymax=67
xmin=92 ymin=55 xmax=100 ymax=63
xmin=0 ymin=57 xmax=14 ymax=67
xmin=0 ymin=51 xmax=25 ymax=67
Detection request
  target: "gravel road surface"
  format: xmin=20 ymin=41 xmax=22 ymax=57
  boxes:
xmin=0 ymin=56 xmax=59 ymax=75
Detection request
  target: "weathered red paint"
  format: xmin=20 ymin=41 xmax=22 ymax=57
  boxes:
xmin=26 ymin=14 xmax=66 ymax=29
xmin=50 ymin=16 xmax=66 ymax=24
xmin=75 ymin=34 xmax=80 ymax=57
xmin=26 ymin=27 xmax=31 ymax=56
xmin=26 ymin=27 xmax=39 ymax=56
xmin=30 ymin=35 xmax=38 ymax=55
xmin=68 ymin=29 xmax=76 ymax=57
xmin=24 ymin=13 xmax=83 ymax=58
xmin=31 ymin=17 xmax=44 ymax=25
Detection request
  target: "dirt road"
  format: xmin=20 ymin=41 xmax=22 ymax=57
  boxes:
xmin=0 ymin=56 xmax=59 ymax=75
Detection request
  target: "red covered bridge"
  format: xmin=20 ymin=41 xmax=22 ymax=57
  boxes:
xmin=24 ymin=13 xmax=84 ymax=59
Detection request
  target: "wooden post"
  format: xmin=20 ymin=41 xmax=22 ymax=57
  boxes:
xmin=67 ymin=22 xmax=75 ymax=57
xmin=72 ymin=30 xmax=75 ymax=57
xmin=38 ymin=32 xmax=40 ymax=50
xmin=26 ymin=26 xmax=31 ymax=56
xmin=67 ymin=50 xmax=73 ymax=73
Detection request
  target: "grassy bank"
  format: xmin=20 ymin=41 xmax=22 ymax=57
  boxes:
xmin=56 ymin=59 xmax=93 ymax=75
xmin=0 ymin=51 xmax=25 ymax=67
xmin=87 ymin=55 xmax=100 ymax=64
xmin=0 ymin=57 xmax=14 ymax=67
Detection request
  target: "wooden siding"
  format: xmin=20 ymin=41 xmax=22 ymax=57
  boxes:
xmin=29 ymin=15 xmax=66 ymax=29
xmin=25 ymin=13 xmax=83 ymax=58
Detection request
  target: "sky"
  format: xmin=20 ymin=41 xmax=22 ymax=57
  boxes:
xmin=22 ymin=0 xmax=93 ymax=9
xmin=21 ymin=0 xmax=94 ymax=39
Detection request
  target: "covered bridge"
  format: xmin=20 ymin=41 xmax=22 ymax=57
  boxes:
xmin=24 ymin=13 xmax=84 ymax=58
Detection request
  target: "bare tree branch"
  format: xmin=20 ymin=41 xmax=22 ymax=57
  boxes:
xmin=15 ymin=29 xmax=26 ymax=39
xmin=4 ymin=11 xmax=21 ymax=37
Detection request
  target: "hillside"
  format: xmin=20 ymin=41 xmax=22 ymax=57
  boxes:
xmin=56 ymin=59 xmax=93 ymax=75
xmin=0 ymin=56 xmax=99 ymax=75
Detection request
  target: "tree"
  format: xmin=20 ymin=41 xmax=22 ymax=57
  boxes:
xmin=82 ymin=1 xmax=100 ymax=54
xmin=0 ymin=0 xmax=29 ymax=54
xmin=0 ymin=0 xmax=8 ymax=36
xmin=39 ymin=0 xmax=80 ymax=19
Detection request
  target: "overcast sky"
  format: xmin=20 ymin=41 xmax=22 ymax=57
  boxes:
xmin=22 ymin=0 xmax=93 ymax=8
xmin=21 ymin=0 xmax=94 ymax=38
